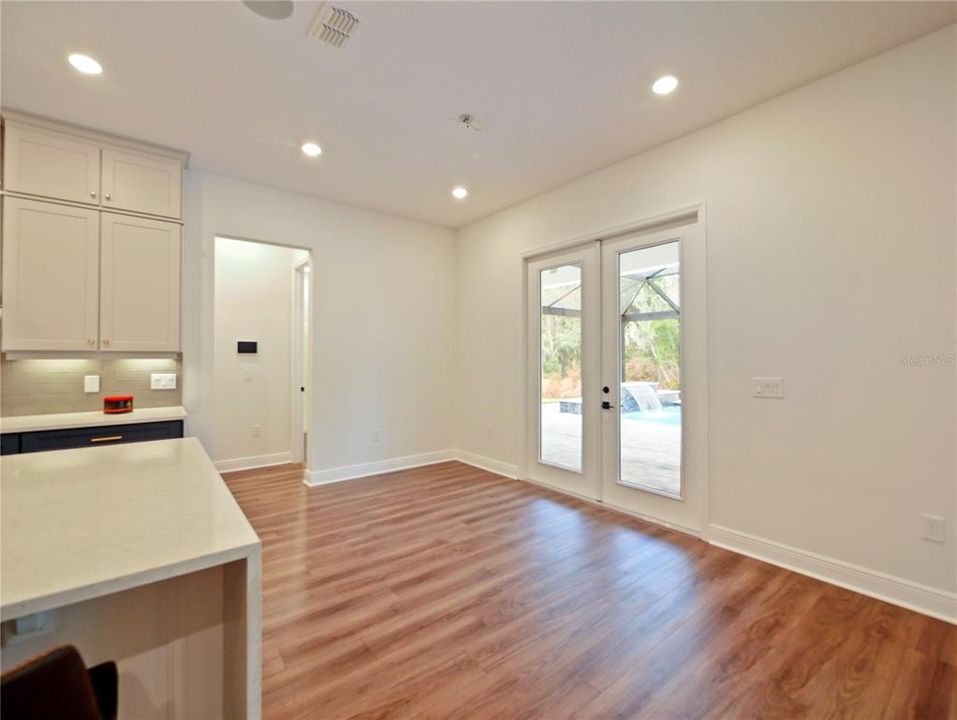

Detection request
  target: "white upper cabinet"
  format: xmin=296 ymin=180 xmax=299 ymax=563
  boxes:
xmin=101 ymin=148 xmax=182 ymax=219
xmin=1 ymin=197 xmax=101 ymax=352
xmin=99 ymin=213 xmax=181 ymax=353
xmin=1 ymin=114 xmax=185 ymax=354
xmin=2 ymin=123 xmax=101 ymax=205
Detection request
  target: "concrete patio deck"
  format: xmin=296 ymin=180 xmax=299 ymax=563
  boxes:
xmin=540 ymin=402 xmax=681 ymax=496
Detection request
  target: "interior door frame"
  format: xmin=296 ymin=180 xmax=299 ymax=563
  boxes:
xmin=518 ymin=202 xmax=710 ymax=537
xmin=291 ymin=255 xmax=313 ymax=468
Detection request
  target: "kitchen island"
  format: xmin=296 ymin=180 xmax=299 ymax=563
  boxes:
xmin=0 ymin=437 xmax=261 ymax=719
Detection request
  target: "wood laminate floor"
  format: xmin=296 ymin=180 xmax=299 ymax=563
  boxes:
xmin=222 ymin=461 xmax=956 ymax=719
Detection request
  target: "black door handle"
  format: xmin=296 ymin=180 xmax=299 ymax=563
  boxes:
xmin=602 ymin=401 xmax=615 ymax=409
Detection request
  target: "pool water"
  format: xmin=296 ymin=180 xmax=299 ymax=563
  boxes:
xmin=622 ymin=406 xmax=682 ymax=426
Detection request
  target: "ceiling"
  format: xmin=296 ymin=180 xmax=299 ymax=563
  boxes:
xmin=2 ymin=2 xmax=953 ymax=228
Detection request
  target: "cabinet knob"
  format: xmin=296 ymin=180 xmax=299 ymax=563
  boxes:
xmin=90 ymin=191 xmax=97 ymax=198
xmin=87 ymin=338 xmax=95 ymax=345
xmin=105 ymin=193 xmax=112 ymax=201
xmin=102 ymin=338 xmax=110 ymax=345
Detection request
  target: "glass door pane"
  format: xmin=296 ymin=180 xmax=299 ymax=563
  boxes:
xmin=526 ymin=244 xmax=600 ymax=500
xmin=539 ymin=263 xmax=583 ymax=471
xmin=617 ymin=240 xmax=682 ymax=496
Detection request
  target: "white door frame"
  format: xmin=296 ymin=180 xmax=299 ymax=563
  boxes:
xmin=291 ymin=256 xmax=313 ymax=467
xmin=518 ymin=202 xmax=710 ymax=537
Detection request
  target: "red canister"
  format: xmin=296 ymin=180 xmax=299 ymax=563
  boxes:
xmin=103 ymin=395 xmax=134 ymax=414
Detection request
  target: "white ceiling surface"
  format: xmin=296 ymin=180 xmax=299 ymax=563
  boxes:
xmin=2 ymin=2 xmax=953 ymax=228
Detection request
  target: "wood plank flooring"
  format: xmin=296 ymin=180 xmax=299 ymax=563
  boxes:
xmin=222 ymin=461 xmax=957 ymax=719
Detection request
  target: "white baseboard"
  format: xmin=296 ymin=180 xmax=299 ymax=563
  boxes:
xmin=304 ymin=449 xmax=456 ymax=486
xmin=454 ymin=450 xmax=519 ymax=479
xmin=709 ymin=524 xmax=957 ymax=624
xmin=214 ymin=451 xmax=293 ymax=473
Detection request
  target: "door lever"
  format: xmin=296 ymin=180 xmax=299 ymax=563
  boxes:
xmin=601 ymin=401 xmax=615 ymax=410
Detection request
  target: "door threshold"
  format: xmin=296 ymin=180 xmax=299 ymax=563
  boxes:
xmin=520 ymin=475 xmax=700 ymax=538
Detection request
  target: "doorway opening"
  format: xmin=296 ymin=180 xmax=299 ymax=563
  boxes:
xmin=212 ymin=236 xmax=312 ymax=473
xmin=292 ymin=256 xmax=312 ymax=467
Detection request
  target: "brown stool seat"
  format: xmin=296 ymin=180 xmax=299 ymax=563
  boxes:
xmin=1 ymin=645 xmax=117 ymax=720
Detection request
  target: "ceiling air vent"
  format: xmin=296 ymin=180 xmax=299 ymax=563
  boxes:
xmin=307 ymin=3 xmax=359 ymax=48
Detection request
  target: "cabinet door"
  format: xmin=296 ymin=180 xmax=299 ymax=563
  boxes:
xmin=100 ymin=213 xmax=180 ymax=352
xmin=101 ymin=148 xmax=182 ymax=219
xmin=1 ymin=198 xmax=100 ymax=351
xmin=2 ymin=123 xmax=101 ymax=205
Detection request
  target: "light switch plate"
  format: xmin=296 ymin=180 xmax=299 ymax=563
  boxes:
xmin=921 ymin=515 xmax=946 ymax=543
xmin=150 ymin=373 xmax=177 ymax=390
xmin=752 ymin=377 xmax=784 ymax=399
xmin=84 ymin=375 xmax=100 ymax=393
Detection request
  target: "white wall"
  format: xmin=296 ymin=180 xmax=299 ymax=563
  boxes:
xmin=454 ymin=26 xmax=956 ymax=606
xmin=183 ymin=172 xmax=457 ymax=479
xmin=213 ymin=238 xmax=306 ymax=469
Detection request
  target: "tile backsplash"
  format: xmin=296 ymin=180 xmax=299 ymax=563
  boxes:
xmin=1 ymin=358 xmax=182 ymax=416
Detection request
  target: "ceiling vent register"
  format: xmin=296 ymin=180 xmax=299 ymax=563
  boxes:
xmin=307 ymin=3 xmax=359 ymax=48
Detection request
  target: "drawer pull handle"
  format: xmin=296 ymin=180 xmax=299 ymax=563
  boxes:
xmin=90 ymin=435 xmax=123 ymax=443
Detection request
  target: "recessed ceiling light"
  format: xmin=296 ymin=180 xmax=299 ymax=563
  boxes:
xmin=451 ymin=186 xmax=468 ymax=200
xmin=301 ymin=142 xmax=322 ymax=157
xmin=243 ymin=0 xmax=294 ymax=20
xmin=652 ymin=74 xmax=679 ymax=96
xmin=68 ymin=53 xmax=103 ymax=75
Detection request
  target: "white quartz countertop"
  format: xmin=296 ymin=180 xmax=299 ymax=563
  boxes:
xmin=0 ymin=406 xmax=187 ymax=434
xmin=1 ymin=437 xmax=260 ymax=621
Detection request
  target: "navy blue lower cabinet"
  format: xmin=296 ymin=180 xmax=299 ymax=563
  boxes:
xmin=14 ymin=420 xmax=184 ymax=455
xmin=1 ymin=433 xmax=21 ymax=455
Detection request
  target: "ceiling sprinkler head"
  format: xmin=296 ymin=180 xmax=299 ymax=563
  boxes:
xmin=456 ymin=113 xmax=483 ymax=132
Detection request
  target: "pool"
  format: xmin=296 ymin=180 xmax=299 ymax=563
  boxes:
xmin=622 ymin=406 xmax=682 ymax=426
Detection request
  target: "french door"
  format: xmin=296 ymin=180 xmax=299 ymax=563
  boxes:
xmin=526 ymin=219 xmax=706 ymax=533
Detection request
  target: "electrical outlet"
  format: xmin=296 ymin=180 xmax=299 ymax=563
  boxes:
xmin=251 ymin=425 xmax=262 ymax=438
xmin=752 ymin=377 xmax=784 ymax=399
xmin=371 ymin=428 xmax=381 ymax=442
xmin=84 ymin=375 xmax=100 ymax=393
xmin=486 ymin=426 xmax=493 ymax=440
xmin=243 ymin=369 xmax=253 ymax=383
xmin=150 ymin=373 xmax=177 ymax=390
xmin=2 ymin=610 xmax=57 ymax=645
xmin=921 ymin=515 xmax=946 ymax=544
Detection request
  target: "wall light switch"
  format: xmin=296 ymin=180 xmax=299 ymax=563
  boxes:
xmin=84 ymin=375 xmax=100 ymax=393
xmin=150 ymin=373 xmax=177 ymax=390
xmin=752 ymin=377 xmax=784 ymax=399
xmin=921 ymin=515 xmax=946 ymax=544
